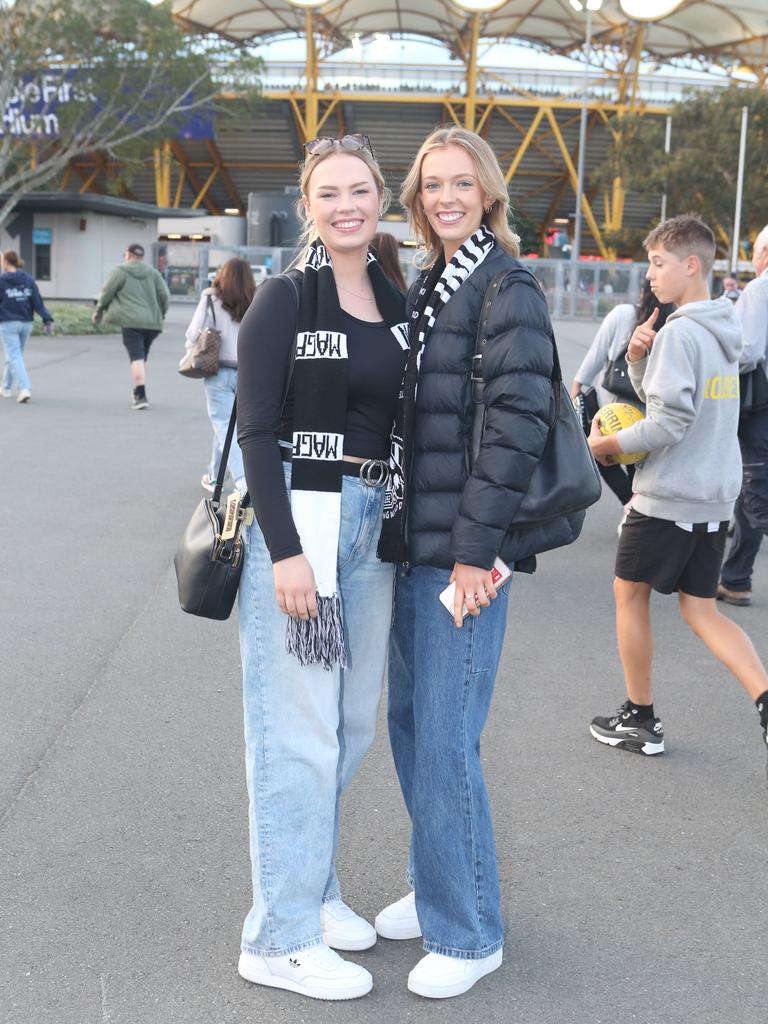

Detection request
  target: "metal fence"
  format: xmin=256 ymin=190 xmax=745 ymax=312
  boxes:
xmin=153 ymin=242 xmax=649 ymax=320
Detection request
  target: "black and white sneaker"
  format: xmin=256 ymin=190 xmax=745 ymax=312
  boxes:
xmin=131 ymin=387 xmax=148 ymax=410
xmin=590 ymin=700 xmax=664 ymax=756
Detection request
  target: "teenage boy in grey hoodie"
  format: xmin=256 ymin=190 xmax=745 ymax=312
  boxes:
xmin=586 ymin=215 xmax=768 ymax=759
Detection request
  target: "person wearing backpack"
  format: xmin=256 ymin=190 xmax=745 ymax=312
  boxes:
xmin=570 ymin=280 xmax=674 ymax=504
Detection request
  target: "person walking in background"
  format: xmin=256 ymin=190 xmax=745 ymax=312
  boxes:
xmin=376 ymin=127 xmax=558 ymax=999
xmin=235 ymin=134 xmax=407 ymax=1001
xmin=92 ymin=243 xmax=169 ymax=410
xmin=718 ymin=225 xmax=768 ymax=607
xmin=183 ymin=258 xmax=255 ymax=493
xmin=570 ymin=280 xmax=674 ymax=505
xmin=371 ymin=231 xmax=407 ymax=292
xmin=720 ymin=273 xmax=742 ymax=302
xmin=0 ymin=250 xmax=53 ymax=404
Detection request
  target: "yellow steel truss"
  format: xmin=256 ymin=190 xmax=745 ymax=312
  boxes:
xmin=64 ymin=12 xmax=674 ymax=249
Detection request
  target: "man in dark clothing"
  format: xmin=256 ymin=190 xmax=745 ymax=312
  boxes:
xmin=718 ymin=225 xmax=768 ymax=606
xmin=93 ymin=243 xmax=170 ymax=410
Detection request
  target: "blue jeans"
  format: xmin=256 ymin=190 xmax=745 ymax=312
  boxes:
xmin=238 ymin=464 xmax=394 ymax=955
xmin=204 ymin=368 xmax=244 ymax=491
xmin=388 ymin=563 xmax=510 ymax=959
xmin=721 ymin=408 xmax=768 ymax=591
xmin=1 ymin=320 xmax=33 ymax=392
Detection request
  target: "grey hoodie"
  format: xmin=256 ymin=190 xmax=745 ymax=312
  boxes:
xmin=617 ymin=298 xmax=742 ymax=522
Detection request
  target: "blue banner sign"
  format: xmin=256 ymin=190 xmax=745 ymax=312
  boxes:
xmin=2 ymin=72 xmax=213 ymax=140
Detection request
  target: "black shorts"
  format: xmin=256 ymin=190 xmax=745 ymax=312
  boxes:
xmin=122 ymin=328 xmax=159 ymax=362
xmin=615 ymin=509 xmax=729 ymax=598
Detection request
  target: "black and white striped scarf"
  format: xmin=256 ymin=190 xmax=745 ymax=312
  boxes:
xmin=378 ymin=226 xmax=496 ymax=564
xmin=286 ymin=239 xmax=408 ymax=670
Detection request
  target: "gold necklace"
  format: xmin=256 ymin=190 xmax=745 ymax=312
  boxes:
xmin=338 ymin=283 xmax=376 ymax=302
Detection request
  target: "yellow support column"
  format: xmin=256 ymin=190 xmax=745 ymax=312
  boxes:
xmin=464 ymin=14 xmax=480 ymax=131
xmin=304 ymin=9 xmax=319 ymax=141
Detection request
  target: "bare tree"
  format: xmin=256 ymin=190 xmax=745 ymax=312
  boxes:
xmin=0 ymin=0 xmax=261 ymax=226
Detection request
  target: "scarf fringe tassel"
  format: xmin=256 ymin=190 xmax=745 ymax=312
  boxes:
xmin=285 ymin=594 xmax=347 ymax=672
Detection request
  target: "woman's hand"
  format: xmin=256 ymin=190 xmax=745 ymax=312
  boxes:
xmin=273 ymin=554 xmax=318 ymax=620
xmin=449 ymin=561 xmax=499 ymax=629
xmin=627 ymin=307 xmax=658 ymax=363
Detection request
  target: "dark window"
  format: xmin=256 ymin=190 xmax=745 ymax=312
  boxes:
xmin=34 ymin=244 xmax=51 ymax=281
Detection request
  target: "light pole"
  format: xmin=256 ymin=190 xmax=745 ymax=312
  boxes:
xmin=568 ymin=0 xmax=603 ymax=314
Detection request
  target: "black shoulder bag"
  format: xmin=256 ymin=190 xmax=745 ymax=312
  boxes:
xmin=600 ymin=342 xmax=639 ymax=402
xmin=173 ymin=271 xmax=301 ymax=620
xmin=470 ymin=269 xmax=602 ymax=559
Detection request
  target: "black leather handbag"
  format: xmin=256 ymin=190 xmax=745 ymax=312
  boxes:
xmin=174 ymin=403 xmax=249 ymax=620
xmin=600 ymin=343 xmax=638 ymax=402
xmin=470 ymin=270 xmax=602 ymax=555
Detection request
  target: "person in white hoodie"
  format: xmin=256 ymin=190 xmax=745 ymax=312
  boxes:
xmin=586 ymin=215 xmax=768 ymax=760
xmin=182 ymin=258 xmax=255 ymax=493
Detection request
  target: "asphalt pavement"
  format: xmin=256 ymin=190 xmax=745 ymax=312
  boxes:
xmin=1 ymin=306 xmax=766 ymax=1024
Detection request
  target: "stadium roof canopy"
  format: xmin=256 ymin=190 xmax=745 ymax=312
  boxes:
xmin=172 ymin=0 xmax=768 ymax=75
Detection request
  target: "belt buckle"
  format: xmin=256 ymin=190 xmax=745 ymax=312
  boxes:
xmin=360 ymin=459 xmax=388 ymax=488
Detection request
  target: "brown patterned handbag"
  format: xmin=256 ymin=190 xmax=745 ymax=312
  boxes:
xmin=178 ymin=294 xmax=221 ymax=378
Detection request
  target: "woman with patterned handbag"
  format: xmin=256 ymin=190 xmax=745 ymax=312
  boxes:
xmin=233 ymin=135 xmax=407 ymax=1000
xmin=182 ymin=258 xmax=255 ymax=493
xmin=374 ymin=126 xmax=561 ymax=999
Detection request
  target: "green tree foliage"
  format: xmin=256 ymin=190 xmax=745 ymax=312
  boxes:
xmin=593 ymin=86 xmax=768 ymax=258
xmin=0 ymin=0 xmax=261 ymax=225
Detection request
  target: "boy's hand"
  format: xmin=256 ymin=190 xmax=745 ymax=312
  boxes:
xmin=588 ymin=413 xmax=621 ymax=466
xmin=627 ymin=307 xmax=659 ymax=362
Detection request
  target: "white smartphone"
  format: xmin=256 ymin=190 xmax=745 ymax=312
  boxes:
xmin=438 ymin=557 xmax=512 ymax=618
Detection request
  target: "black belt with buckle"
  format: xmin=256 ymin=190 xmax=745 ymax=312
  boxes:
xmin=280 ymin=447 xmax=389 ymax=488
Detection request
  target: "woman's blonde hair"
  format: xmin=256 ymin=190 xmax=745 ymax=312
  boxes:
xmin=400 ymin=126 xmax=520 ymax=267
xmin=293 ymin=142 xmax=391 ymax=267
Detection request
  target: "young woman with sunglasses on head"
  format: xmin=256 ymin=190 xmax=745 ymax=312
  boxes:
xmin=375 ymin=127 xmax=558 ymax=998
xmin=234 ymin=134 xmax=408 ymax=1000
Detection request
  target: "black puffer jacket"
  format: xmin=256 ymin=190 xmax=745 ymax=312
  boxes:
xmin=406 ymin=245 xmax=556 ymax=573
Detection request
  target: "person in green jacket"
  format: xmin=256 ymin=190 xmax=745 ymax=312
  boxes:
xmin=93 ymin=243 xmax=170 ymax=410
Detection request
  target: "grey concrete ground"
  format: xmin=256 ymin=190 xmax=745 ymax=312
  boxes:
xmin=1 ymin=307 xmax=766 ymax=1024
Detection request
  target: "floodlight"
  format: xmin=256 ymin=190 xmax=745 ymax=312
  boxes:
xmin=452 ymin=0 xmax=507 ymax=12
xmin=285 ymin=0 xmax=327 ymax=8
xmin=619 ymin=0 xmax=684 ymax=18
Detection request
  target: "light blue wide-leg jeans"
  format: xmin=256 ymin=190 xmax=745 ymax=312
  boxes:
xmin=204 ymin=367 xmax=244 ymax=491
xmin=388 ymin=563 xmax=510 ymax=959
xmin=238 ymin=465 xmax=394 ymax=956
xmin=1 ymin=320 xmax=33 ymax=392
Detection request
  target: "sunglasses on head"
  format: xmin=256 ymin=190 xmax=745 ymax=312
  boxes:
xmin=303 ymin=133 xmax=376 ymax=160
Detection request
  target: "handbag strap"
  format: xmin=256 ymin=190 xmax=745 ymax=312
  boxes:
xmin=471 ymin=267 xmax=562 ymax=466
xmin=212 ymin=270 xmax=302 ymax=506
xmin=205 ymin=292 xmax=217 ymax=328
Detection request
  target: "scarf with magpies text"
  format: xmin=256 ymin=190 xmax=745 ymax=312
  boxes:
xmin=377 ymin=225 xmax=496 ymax=564
xmin=286 ymin=239 xmax=408 ymax=669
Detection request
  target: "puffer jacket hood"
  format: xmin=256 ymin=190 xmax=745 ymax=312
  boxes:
xmin=664 ymin=298 xmax=742 ymax=363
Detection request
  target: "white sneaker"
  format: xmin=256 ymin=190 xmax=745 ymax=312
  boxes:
xmin=320 ymin=898 xmax=377 ymax=951
xmin=17 ymin=389 xmax=31 ymax=403
xmin=374 ymin=890 xmax=421 ymax=940
xmin=407 ymin=948 xmax=503 ymax=999
xmin=238 ymin=944 xmax=372 ymax=1001
xmin=1 ymin=388 xmax=11 ymax=398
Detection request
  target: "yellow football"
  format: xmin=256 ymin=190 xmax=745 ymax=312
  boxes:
xmin=597 ymin=402 xmax=648 ymax=465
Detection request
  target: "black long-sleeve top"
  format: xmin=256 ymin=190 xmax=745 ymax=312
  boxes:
xmin=237 ymin=274 xmax=407 ymax=562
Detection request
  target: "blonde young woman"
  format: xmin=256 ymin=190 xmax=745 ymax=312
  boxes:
xmin=375 ymin=127 xmax=558 ymax=998
xmin=234 ymin=135 xmax=407 ymax=1001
